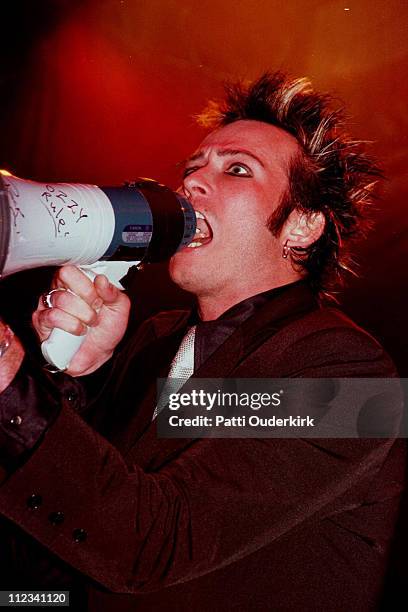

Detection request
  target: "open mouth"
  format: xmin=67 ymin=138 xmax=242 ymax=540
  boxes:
xmin=187 ymin=210 xmax=213 ymax=248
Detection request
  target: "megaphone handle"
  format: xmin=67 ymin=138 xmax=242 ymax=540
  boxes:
xmin=41 ymin=326 xmax=88 ymax=371
xmin=41 ymin=261 xmax=139 ymax=371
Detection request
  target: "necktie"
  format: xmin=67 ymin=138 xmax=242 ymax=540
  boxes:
xmin=153 ymin=325 xmax=197 ymax=420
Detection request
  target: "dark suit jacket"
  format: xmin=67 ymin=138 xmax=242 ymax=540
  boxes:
xmin=0 ymin=283 xmax=405 ymax=611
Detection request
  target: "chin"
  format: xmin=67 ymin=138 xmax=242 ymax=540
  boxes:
xmin=169 ymin=258 xmax=213 ymax=296
xmin=169 ymin=259 xmax=198 ymax=292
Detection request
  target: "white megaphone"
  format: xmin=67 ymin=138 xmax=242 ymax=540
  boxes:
xmin=0 ymin=170 xmax=197 ymax=370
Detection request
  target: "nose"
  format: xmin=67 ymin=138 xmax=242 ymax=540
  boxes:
xmin=182 ymin=168 xmax=209 ymax=199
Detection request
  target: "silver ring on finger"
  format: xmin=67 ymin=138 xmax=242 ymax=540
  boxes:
xmin=41 ymin=288 xmax=65 ymax=309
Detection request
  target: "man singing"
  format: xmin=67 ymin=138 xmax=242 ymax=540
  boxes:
xmin=0 ymin=73 xmax=404 ymax=611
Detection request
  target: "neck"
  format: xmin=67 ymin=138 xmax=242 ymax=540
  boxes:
xmin=197 ymin=273 xmax=301 ymax=321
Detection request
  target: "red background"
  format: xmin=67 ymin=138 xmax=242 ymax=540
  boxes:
xmin=0 ymin=0 xmax=407 ymax=374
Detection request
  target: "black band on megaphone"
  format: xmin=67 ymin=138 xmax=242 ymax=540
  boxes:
xmin=136 ymin=180 xmax=188 ymax=263
xmin=100 ymin=179 xmax=195 ymax=264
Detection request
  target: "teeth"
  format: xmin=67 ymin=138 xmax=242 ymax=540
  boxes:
xmin=195 ymin=210 xmax=206 ymax=220
xmin=187 ymin=242 xmax=203 ymax=248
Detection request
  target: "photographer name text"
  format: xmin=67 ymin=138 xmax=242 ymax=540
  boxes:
xmin=168 ymin=415 xmax=314 ymax=428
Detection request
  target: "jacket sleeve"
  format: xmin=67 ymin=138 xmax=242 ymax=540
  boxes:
xmin=0 ymin=310 xmax=165 ymax=468
xmin=0 ymin=354 xmax=84 ymax=468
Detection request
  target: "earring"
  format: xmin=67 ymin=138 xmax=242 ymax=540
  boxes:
xmin=282 ymin=240 xmax=291 ymax=259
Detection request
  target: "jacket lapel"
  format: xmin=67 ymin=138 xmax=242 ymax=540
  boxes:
xmin=118 ymin=283 xmax=319 ymax=470
xmin=192 ymin=282 xmax=318 ymax=378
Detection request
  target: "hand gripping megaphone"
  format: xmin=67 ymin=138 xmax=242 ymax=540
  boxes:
xmin=0 ymin=170 xmax=198 ymax=370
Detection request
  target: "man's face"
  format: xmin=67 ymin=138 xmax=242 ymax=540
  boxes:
xmin=169 ymin=120 xmax=300 ymax=305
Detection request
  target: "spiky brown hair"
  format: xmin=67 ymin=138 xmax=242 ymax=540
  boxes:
xmin=197 ymin=72 xmax=381 ymax=296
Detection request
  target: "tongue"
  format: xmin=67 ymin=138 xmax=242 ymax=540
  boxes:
xmin=194 ymin=214 xmax=213 ymax=245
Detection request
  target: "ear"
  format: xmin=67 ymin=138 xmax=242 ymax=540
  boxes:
xmin=281 ymin=209 xmax=325 ymax=249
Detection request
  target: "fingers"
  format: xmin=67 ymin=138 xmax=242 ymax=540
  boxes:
xmin=32 ymin=266 xmax=130 ymax=344
xmin=33 ymin=266 xmax=101 ymax=341
xmin=33 ymin=302 xmax=88 ymax=339
xmin=42 ymin=289 xmax=99 ymax=326
xmin=53 ymin=265 xmax=100 ymax=308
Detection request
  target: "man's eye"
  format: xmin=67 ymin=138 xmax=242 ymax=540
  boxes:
xmin=226 ymin=163 xmax=252 ymax=177
xmin=183 ymin=166 xmax=197 ymax=178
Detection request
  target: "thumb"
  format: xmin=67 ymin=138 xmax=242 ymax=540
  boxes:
xmin=94 ymin=275 xmax=121 ymax=305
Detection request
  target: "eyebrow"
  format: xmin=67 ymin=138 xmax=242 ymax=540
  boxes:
xmin=184 ymin=148 xmax=265 ymax=168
